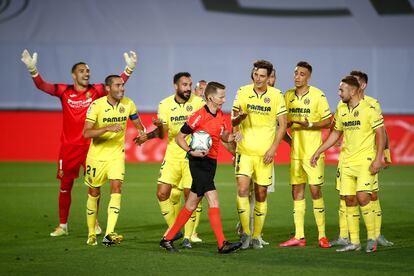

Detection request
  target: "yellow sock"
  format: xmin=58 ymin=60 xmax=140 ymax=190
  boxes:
xmin=293 ymin=199 xmax=305 ymax=239
xmin=237 ymin=196 xmax=251 ymax=235
xmin=184 ymin=211 xmax=196 ymax=239
xmin=339 ymin=199 xmax=348 ymax=239
xmin=360 ymin=201 xmax=376 ymax=240
xmin=253 ymin=200 xmax=267 ymax=239
xmin=86 ymin=194 xmax=100 ymax=236
xmin=170 ymin=187 xmax=182 ymax=219
xmin=372 ymin=200 xmax=382 ymax=238
xmin=158 ymin=199 xmax=176 ymax=228
xmin=106 ymin=193 xmax=121 ymax=235
xmin=313 ymin=198 xmax=326 ymax=239
xmin=346 ymin=206 xmax=360 ymax=245
xmin=193 ymin=202 xmax=202 ymax=234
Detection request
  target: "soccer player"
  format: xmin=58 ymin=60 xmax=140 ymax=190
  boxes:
xmin=235 ymin=67 xmax=278 ymax=246
xmin=83 ymin=74 xmax=145 ymax=246
xmin=137 ymin=72 xmax=204 ymax=249
xmin=311 ymin=75 xmax=385 ymax=253
xmin=330 ymin=70 xmax=393 ymax=247
xmin=21 ymin=49 xmax=137 ymax=237
xmin=193 ymin=80 xmax=207 ymax=97
xmin=279 ymin=61 xmax=332 ymax=248
xmin=159 ymin=81 xmax=242 ymax=254
xmin=232 ymin=60 xmax=287 ymax=250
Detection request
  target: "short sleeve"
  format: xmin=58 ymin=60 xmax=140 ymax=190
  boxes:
xmin=157 ymin=101 xmax=168 ymax=127
xmin=86 ymin=101 xmax=99 ymax=123
xmin=369 ymin=107 xmax=384 ymax=130
xmin=128 ymin=100 xmax=139 ymax=120
xmin=318 ymin=93 xmax=331 ymax=120
xmin=187 ymin=110 xmax=203 ymax=130
xmin=276 ymin=92 xmax=287 ymax=117
xmin=333 ymin=109 xmax=343 ymax=131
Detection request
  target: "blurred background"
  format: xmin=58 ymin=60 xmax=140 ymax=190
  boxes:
xmin=1 ymin=0 xmax=413 ymax=163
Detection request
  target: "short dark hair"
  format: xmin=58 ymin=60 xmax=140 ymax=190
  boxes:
xmin=173 ymin=72 xmax=191 ymax=84
xmin=341 ymin=75 xmax=360 ymax=89
xmin=204 ymin=81 xmax=225 ymax=99
xmin=350 ymin=70 xmax=368 ymax=84
xmin=105 ymin=74 xmax=121 ymax=86
xmin=296 ymin=61 xmax=312 ymax=74
xmin=71 ymin=62 xmax=87 ymax=73
xmin=253 ymin=60 xmax=273 ymax=76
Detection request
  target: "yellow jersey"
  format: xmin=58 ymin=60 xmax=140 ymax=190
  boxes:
xmin=285 ymin=86 xmax=331 ymax=159
xmin=158 ymin=94 xmax=204 ymax=160
xmin=334 ymin=99 xmax=384 ymax=164
xmin=232 ymin=84 xmax=287 ymax=156
xmin=85 ymin=96 xmax=138 ymax=161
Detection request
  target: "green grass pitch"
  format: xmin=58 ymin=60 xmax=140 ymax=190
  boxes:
xmin=1 ymin=162 xmax=413 ymax=275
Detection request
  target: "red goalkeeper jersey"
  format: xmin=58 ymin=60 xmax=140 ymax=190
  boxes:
xmin=32 ymin=73 xmax=129 ymax=145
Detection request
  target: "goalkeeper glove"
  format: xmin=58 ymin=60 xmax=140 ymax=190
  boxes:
xmin=123 ymin=51 xmax=137 ymax=75
xmin=21 ymin=49 xmax=38 ymax=75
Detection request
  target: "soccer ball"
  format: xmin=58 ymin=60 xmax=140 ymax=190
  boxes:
xmin=189 ymin=130 xmax=212 ymax=151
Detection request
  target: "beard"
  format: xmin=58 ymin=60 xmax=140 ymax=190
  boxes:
xmin=177 ymin=90 xmax=191 ymax=101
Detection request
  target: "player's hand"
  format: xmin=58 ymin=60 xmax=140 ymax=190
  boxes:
xmin=233 ymin=131 xmax=243 ymax=143
xmin=263 ymin=146 xmax=276 ymax=165
xmin=369 ymin=159 xmax=382 ymax=175
xmin=124 ymin=51 xmax=137 ymax=71
xmin=189 ymin=149 xmax=207 ymax=157
xmin=237 ymin=106 xmax=248 ymax=121
xmin=292 ymin=118 xmax=310 ymax=128
xmin=21 ymin=49 xmax=38 ymax=74
xmin=134 ymin=133 xmax=148 ymax=145
xmin=106 ymin=124 xmax=123 ymax=133
xmin=310 ymin=152 xmax=320 ymax=167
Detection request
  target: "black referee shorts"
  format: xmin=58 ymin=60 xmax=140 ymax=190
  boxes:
xmin=189 ymin=156 xmax=217 ymax=197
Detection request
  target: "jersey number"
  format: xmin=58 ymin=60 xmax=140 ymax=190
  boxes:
xmin=86 ymin=165 xmax=96 ymax=177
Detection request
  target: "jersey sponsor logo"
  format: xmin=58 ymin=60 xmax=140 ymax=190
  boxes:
xmin=67 ymin=97 xmax=93 ymax=109
xmin=69 ymin=94 xmax=77 ymax=98
xmin=289 ymin=99 xmax=295 ymax=103
xmin=171 ymin=107 xmax=178 ymax=111
xmin=190 ymin=115 xmax=202 ymax=128
xmin=170 ymin=115 xmax=188 ymax=122
xmin=343 ymin=120 xmax=361 ymax=127
xmin=248 ymin=95 xmax=255 ymax=99
xmin=104 ymin=108 xmax=111 ymax=112
xmin=186 ymin=105 xmax=193 ymax=112
xmin=264 ymin=97 xmax=270 ymax=104
xmin=103 ymin=116 xmax=127 ymax=123
xmin=304 ymin=98 xmax=310 ymax=105
xmin=289 ymin=107 xmax=310 ymax=114
xmin=247 ymin=104 xmax=271 ymax=112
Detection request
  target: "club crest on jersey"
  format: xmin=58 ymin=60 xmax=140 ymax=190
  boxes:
xmin=264 ymin=97 xmax=270 ymax=104
xmin=304 ymin=98 xmax=310 ymax=105
xmin=186 ymin=105 xmax=193 ymax=112
xmin=119 ymin=106 xmax=125 ymax=113
xmin=354 ymin=111 xmax=359 ymax=117
xmin=85 ymin=91 xmax=91 ymax=98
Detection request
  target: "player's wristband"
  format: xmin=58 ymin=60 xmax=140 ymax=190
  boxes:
xmin=187 ymin=148 xmax=194 ymax=153
xmin=308 ymin=122 xmax=313 ymax=128
xmin=124 ymin=66 xmax=134 ymax=76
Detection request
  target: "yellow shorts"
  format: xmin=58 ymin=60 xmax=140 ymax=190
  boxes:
xmin=290 ymin=158 xmax=324 ymax=185
xmin=336 ymin=161 xmax=379 ymax=192
xmin=158 ymin=159 xmax=192 ymax=189
xmin=338 ymin=161 xmax=375 ymax=196
xmin=84 ymin=157 xmax=125 ymax=188
xmin=235 ymin=153 xmax=273 ymax=186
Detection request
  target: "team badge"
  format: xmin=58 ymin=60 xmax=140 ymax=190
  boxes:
xmin=264 ymin=97 xmax=270 ymax=104
xmin=354 ymin=111 xmax=359 ymax=117
xmin=85 ymin=91 xmax=91 ymax=98
xmin=186 ymin=105 xmax=193 ymax=112
xmin=119 ymin=106 xmax=125 ymax=113
xmin=304 ymin=98 xmax=310 ymax=105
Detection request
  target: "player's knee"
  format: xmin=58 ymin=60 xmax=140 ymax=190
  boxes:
xmin=345 ymin=196 xmax=357 ymax=206
xmin=60 ymin=177 xmax=74 ymax=191
xmin=238 ymin=186 xmax=250 ymax=197
xmin=371 ymin=192 xmax=378 ymax=201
